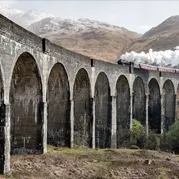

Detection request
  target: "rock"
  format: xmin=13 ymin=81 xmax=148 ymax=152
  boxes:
xmin=166 ymin=158 xmax=171 ymax=161
xmin=92 ymin=159 xmax=98 ymax=163
xmin=130 ymin=145 xmax=140 ymax=149
xmin=143 ymin=159 xmax=154 ymax=165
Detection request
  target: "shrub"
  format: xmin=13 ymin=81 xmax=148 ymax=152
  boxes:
xmin=132 ymin=119 xmax=145 ymax=144
xmin=166 ymin=120 xmax=179 ymax=153
xmin=144 ymin=132 xmax=161 ymax=150
xmin=117 ymin=127 xmax=131 ymax=148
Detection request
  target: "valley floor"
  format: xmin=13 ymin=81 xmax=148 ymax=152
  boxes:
xmin=2 ymin=146 xmax=179 ymax=179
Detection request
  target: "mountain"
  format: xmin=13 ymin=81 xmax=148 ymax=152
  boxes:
xmin=0 ymin=5 xmax=54 ymax=27
xmin=129 ymin=16 xmax=179 ymax=53
xmin=4 ymin=5 xmax=179 ymax=63
xmin=28 ymin=17 xmax=140 ymax=62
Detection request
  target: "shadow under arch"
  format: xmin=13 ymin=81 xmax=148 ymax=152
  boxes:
xmin=148 ymin=78 xmax=161 ymax=133
xmin=133 ymin=76 xmax=146 ymax=126
xmin=95 ymin=72 xmax=111 ymax=148
xmin=73 ymin=68 xmax=92 ymax=147
xmin=116 ymin=75 xmax=130 ymax=147
xmin=10 ymin=52 xmax=43 ymax=154
xmin=47 ymin=62 xmax=70 ymax=147
xmin=162 ymin=79 xmax=175 ymax=131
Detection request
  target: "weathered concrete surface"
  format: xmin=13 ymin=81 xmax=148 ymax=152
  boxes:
xmin=148 ymin=78 xmax=161 ymax=133
xmin=10 ymin=53 xmax=43 ymax=154
xmin=95 ymin=72 xmax=111 ymax=148
xmin=73 ymin=69 xmax=92 ymax=147
xmin=162 ymin=80 xmax=175 ymax=131
xmin=47 ymin=63 xmax=70 ymax=147
xmin=116 ymin=75 xmax=130 ymax=147
xmin=0 ymin=14 xmax=179 ymax=174
xmin=133 ymin=77 xmax=146 ymax=126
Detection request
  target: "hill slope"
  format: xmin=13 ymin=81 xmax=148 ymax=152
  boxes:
xmin=129 ymin=16 xmax=179 ymax=53
xmin=28 ymin=17 xmax=140 ymax=62
xmin=0 ymin=5 xmax=54 ymax=27
xmin=6 ymin=147 xmax=179 ymax=179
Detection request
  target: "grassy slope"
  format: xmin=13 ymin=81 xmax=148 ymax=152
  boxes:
xmin=2 ymin=146 xmax=179 ymax=179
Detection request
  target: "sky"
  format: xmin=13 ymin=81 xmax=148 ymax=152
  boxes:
xmin=2 ymin=0 xmax=179 ymax=33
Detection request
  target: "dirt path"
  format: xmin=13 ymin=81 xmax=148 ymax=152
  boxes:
xmin=3 ymin=147 xmax=179 ymax=179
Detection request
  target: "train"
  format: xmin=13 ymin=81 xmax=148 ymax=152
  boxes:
xmin=117 ymin=59 xmax=179 ymax=74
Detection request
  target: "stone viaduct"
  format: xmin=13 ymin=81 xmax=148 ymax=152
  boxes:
xmin=0 ymin=14 xmax=179 ymax=173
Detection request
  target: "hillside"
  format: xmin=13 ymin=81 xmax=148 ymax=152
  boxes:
xmin=129 ymin=16 xmax=179 ymax=53
xmin=28 ymin=17 xmax=140 ymax=62
xmin=2 ymin=5 xmax=179 ymax=63
xmin=0 ymin=5 xmax=54 ymax=27
xmin=0 ymin=5 xmax=140 ymax=62
xmin=3 ymin=147 xmax=179 ymax=179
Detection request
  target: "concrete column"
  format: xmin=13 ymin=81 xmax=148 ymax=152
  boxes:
xmin=0 ymin=104 xmax=10 ymax=174
xmin=129 ymin=94 xmax=133 ymax=130
xmin=42 ymin=102 xmax=47 ymax=153
xmin=70 ymin=99 xmax=74 ymax=148
xmin=174 ymin=94 xmax=177 ymax=121
xmin=111 ymin=96 xmax=117 ymax=148
xmin=161 ymin=94 xmax=164 ymax=134
xmin=92 ymin=98 xmax=95 ymax=149
xmin=145 ymin=93 xmax=149 ymax=136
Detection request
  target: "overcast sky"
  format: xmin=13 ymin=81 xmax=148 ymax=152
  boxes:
xmin=2 ymin=0 xmax=179 ymax=33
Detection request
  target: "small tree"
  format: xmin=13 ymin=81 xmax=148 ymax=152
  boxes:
xmin=131 ymin=119 xmax=147 ymax=148
xmin=132 ymin=119 xmax=145 ymax=142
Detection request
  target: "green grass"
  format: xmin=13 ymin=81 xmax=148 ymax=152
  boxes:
xmin=47 ymin=145 xmax=107 ymax=155
xmin=157 ymin=167 xmax=171 ymax=179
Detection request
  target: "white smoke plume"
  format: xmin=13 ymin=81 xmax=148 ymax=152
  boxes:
xmin=120 ymin=47 xmax=179 ymax=68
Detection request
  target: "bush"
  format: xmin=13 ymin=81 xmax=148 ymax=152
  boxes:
xmin=166 ymin=120 xmax=179 ymax=153
xmin=117 ymin=127 xmax=131 ymax=148
xmin=132 ymin=119 xmax=145 ymax=144
xmin=144 ymin=132 xmax=161 ymax=150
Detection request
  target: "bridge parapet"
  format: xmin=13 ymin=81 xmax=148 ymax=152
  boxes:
xmin=0 ymin=14 xmax=42 ymax=52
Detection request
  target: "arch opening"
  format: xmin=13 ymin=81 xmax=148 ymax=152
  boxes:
xmin=47 ymin=63 xmax=70 ymax=147
xmin=73 ymin=69 xmax=92 ymax=147
xmin=116 ymin=75 xmax=130 ymax=147
xmin=10 ymin=53 xmax=43 ymax=154
xmin=133 ymin=77 xmax=146 ymax=125
xmin=162 ymin=80 xmax=175 ymax=131
xmin=148 ymin=78 xmax=161 ymax=133
xmin=95 ymin=72 xmax=111 ymax=148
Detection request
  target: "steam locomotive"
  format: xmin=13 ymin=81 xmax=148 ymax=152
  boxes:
xmin=117 ymin=59 xmax=179 ymax=74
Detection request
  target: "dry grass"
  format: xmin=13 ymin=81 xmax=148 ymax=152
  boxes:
xmin=1 ymin=146 xmax=179 ymax=179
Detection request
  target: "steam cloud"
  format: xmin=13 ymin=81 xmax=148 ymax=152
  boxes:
xmin=120 ymin=47 xmax=179 ymax=68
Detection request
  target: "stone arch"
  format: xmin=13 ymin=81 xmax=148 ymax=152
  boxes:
xmin=133 ymin=77 xmax=146 ymax=125
xmin=9 ymin=50 xmax=44 ymax=100
xmin=162 ymin=79 xmax=175 ymax=131
xmin=73 ymin=68 xmax=92 ymax=147
xmin=116 ymin=75 xmax=130 ymax=147
xmin=47 ymin=63 xmax=70 ymax=147
xmin=95 ymin=72 xmax=111 ymax=148
xmin=10 ymin=52 xmax=43 ymax=154
xmin=148 ymin=78 xmax=161 ymax=133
